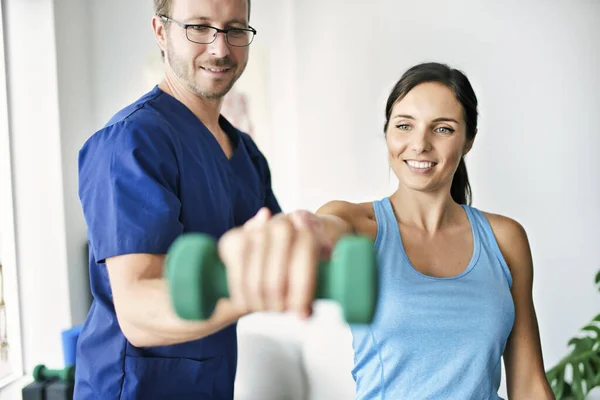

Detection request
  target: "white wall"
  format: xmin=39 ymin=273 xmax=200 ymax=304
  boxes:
xmin=0 ymin=10 xmax=76 ymax=400
xmin=54 ymin=0 xmax=96 ymax=325
xmin=0 ymin=0 xmax=23 ymax=387
xmin=4 ymin=0 xmax=72 ymax=373
xmin=1 ymin=0 xmax=94 ymax=388
xmin=90 ymin=0 xmax=157 ymax=129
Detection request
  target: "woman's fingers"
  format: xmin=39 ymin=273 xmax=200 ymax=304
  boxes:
xmin=287 ymin=225 xmax=319 ymax=319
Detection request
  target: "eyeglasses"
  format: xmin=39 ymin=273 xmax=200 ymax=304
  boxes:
xmin=160 ymin=15 xmax=257 ymax=47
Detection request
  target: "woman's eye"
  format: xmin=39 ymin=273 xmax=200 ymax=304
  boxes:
xmin=396 ymin=124 xmax=411 ymax=131
xmin=435 ymin=127 xmax=454 ymax=134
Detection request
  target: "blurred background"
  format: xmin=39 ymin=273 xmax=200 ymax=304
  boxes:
xmin=0 ymin=0 xmax=599 ymax=399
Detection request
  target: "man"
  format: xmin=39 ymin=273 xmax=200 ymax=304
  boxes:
xmin=75 ymin=0 xmax=280 ymax=398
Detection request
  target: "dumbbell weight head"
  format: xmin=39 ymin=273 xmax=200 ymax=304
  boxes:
xmin=166 ymin=233 xmax=226 ymax=320
xmin=33 ymin=364 xmax=75 ymax=382
xmin=320 ymin=235 xmax=378 ymax=324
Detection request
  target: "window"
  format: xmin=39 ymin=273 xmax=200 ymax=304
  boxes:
xmin=0 ymin=0 xmax=24 ymax=386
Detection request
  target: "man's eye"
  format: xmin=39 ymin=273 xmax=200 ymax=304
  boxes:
xmin=228 ymin=30 xmax=246 ymax=38
xmin=191 ymin=26 xmax=211 ymax=32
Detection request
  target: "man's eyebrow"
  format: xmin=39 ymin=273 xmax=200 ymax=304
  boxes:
xmin=184 ymin=16 xmax=248 ymax=27
xmin=183 ymin=16 xmax=209 ymax=23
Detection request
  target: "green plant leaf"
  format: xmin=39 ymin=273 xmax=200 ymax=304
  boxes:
xmin=584 ymin=360 xmax=597 ymax=394
xmin=563 ymin=382 xmax=573 ymax=398
xmin=592 ymin=355 xmax=600 ymax=385
xmin=548 ymin=368 xmax=565 ymax=398
xmin=571 ymin=363 xmax=585 ymax=399
xmin=582 ymin=324 xmax=600 ymax=338
xmin=556 ymin=376 xmax=565 ymax=398
xmin=568 ymin=337 xmax=595 ymax=356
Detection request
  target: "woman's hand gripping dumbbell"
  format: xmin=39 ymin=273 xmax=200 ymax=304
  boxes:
xmin=165 ymin=208 xmax=378 ymax=324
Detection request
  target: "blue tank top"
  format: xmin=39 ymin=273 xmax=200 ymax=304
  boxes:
xmin=350 ymin=198 xmax=515 ymax=399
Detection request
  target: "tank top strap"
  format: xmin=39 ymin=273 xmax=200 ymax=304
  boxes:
xmin=462 ymin=205 xmax=513 ymax=287
xmin=372 ymin=197 xmax=400 ymax=248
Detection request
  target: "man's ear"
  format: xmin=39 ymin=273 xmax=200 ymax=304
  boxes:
xmin=151 ymin=15 xmax=168 ymax=55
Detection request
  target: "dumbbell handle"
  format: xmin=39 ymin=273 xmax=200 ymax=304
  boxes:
xmin=166 ymin=233 xmax=378 ymax=324
xmin=33 ymin=364 xmax=75 ymax=382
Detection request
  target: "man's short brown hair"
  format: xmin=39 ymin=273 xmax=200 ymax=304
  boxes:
xmin=153 ymin=0 xmax=252 ymax=20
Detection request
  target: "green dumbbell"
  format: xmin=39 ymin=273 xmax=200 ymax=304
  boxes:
xmin=33 ymin=364 xmax=75 ymax=382
xmin=165 ymin=233 xmax=378 ymax=324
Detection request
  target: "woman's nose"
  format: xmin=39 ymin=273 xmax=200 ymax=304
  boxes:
xmin=411 ymin=129 xmax=431 ymax=154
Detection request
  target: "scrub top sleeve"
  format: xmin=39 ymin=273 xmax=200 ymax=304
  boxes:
xmin=79 ymin=120 xmax=183 ymax=263
xmin=240 ymin=133 xmax=282 ymax=215
xmin=261 ymin=155 xmax=282 ymax=215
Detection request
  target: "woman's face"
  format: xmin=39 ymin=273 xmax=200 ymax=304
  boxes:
xmin=386 ymin=82 xmax=474 ymax=196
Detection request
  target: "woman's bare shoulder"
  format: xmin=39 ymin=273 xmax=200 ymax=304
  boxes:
xmin=481 ymin=211 xmax=531 ymax=275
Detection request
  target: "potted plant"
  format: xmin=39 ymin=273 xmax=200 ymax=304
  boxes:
xmin=546 ymin=271 xmax=600 ymax=399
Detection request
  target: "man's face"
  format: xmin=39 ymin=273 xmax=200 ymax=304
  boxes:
xmin=162 ymin=0 xmax=250 ymax=100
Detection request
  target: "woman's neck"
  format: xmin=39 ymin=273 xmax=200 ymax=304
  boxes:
xmin=388 ymin=186 xmax=463 ymax=234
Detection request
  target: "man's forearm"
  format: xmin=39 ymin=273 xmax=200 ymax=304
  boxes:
xmin=114 ymin=278 xmax=245 ymax=347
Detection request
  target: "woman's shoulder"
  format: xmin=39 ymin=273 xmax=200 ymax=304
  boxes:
xmin=480 ymin=211 xmax=528 ymax=241
xmin=480 ymin=210 xmax=532 ymax=274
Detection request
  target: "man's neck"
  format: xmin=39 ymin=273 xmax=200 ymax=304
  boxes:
xmin=158 ymin=77 xmax=223 ymax=134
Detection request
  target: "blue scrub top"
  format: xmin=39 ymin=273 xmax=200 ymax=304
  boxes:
xmin=75 ymin=86 xmax=281 ymax=399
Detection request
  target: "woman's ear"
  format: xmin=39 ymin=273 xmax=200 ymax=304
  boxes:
xmin=463 ymin=129 xmax=477 ymax=156
xmin=464 ymin=140 xmax=473 ymax=156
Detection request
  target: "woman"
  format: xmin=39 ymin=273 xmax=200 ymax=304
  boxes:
xmin=219 ymin=62 xmax=554 ymax=399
